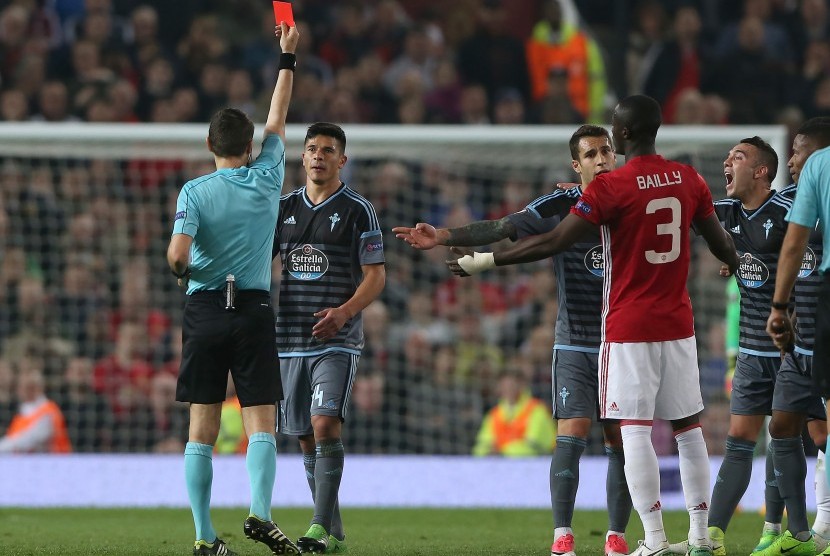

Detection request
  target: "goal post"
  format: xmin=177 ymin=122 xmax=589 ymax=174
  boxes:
xmin=0 ymin=123 xmax=787 ymax=455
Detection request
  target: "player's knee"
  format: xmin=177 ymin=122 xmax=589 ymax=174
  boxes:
xmin=311 ymin=415 xmax=341 ymax=441
xmin=557 ymin=417 xmax=591 ymax=438
xmin=768 ymin=412 xmax=804 ymax=439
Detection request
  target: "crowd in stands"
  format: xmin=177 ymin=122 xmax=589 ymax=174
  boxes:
xmin=2 ymin=0 xmax=829 ymax=128
xmin=0 ymin=0 xmax=819 ymax=455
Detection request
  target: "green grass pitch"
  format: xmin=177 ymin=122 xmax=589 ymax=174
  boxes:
xmin=0 ymin=507 xmax=787 ymax=555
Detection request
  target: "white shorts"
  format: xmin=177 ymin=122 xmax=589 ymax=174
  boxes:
xmin=599 ymin=336 xmax=704 ymax=421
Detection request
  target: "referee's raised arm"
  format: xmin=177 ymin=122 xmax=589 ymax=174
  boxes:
xmin=264 ymin=22 xmax=299 ymax=141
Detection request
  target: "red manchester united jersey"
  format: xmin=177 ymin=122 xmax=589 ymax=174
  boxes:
xmin=571 ymin=154 xmax=714 ymax=342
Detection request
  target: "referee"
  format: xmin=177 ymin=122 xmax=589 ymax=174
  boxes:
xmin=166 ymin=22 xmax=299 ymax=556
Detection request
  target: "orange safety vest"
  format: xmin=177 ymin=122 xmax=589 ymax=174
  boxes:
xmin=6 ymin=399 xmax=71 ymax=453
xmin=526 ymin=32 xmax=590 ymax=117
xmin=491 ymin=398 xmax=541 ymax=452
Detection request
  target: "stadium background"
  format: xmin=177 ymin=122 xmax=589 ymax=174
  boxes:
xmin=0 ymin=0 xmax=826 ymax=507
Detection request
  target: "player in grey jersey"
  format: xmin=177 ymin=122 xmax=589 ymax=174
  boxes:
xmin=394 ymin=125 xmax=633 ymax=556
xmin=273 ymin=123 xmax=385 ymax=554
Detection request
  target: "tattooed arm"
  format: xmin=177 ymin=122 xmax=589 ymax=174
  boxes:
xmin=393 ymin=217 xmax=517 ymax=250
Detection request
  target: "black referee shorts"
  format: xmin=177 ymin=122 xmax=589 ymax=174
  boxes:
xmin=813 ymin=274 xmax=830 ymax=399
xmin=176 ymin=289 xmax=283 ymax=407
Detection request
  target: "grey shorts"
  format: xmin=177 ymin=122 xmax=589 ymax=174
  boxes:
xmin=552 ymin=349 xmax=601 ymax=420
xmin=277 ymin=351 xmax=359 ymax=436
xmin=772 ymin=351 xmax=826 ymax=421
xmin=730 ymin=352 xmax=779 ymax=416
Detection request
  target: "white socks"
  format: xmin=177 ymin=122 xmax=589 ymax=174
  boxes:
xmin=675 ymin=426 xmax=711 ymax=544
xmin=815 ymin=451 xmax=830 ymax=538
xmin=621 ymin=424 xmax=666 ymax=548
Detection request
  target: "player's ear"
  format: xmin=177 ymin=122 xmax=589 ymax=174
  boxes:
xmin=571 ymin=159 xmax=581 ymax=175
xmin=338 ymin=154 xmax=348 ymax=169
xmin=754 ymin=164 xmax=768 ymax=180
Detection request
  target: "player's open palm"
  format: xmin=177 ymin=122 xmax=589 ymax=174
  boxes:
xmin=392 ymin=222 xmax=439 ymax=249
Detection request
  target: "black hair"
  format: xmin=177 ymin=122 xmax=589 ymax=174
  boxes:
xmin=796 ymin=117 xmax=830 ymax=149
xmin=739 ymin=136 xmax=778 ymax=183
xmin=305 ymin=122 xmax=347 ymax=152
xmin=568 ymin=124 xmax=611 ymax=159
xmin=207 ymin=108 xmax=254 ymax=157
xmin=616 ymin=95 xmax=662 ymax=141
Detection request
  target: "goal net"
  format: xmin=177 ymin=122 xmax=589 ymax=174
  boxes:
xmin=0 ymin=123 xmax=788 ymax=455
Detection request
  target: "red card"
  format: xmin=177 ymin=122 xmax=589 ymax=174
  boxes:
xmin=273 ymin=1 xmax=294 ymax=26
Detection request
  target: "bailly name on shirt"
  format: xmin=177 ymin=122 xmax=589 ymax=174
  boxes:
xmin=636 ymin=171 xmax=683 ymax=190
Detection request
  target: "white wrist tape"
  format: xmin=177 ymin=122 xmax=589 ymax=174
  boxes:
xmin=457 ymin=251 xmax=496 ymax=275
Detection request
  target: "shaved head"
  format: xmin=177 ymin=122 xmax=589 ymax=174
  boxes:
xmin=611 ymin=94 xmax=662 ymax=156
xmin=615 ymin=95 xmax=661 ymax=140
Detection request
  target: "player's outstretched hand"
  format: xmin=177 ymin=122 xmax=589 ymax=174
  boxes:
xmin=446 ymin=247 xmax=496 ymax=277
xmin=275 ymin=22 xmax=299 ymax=52
xmin=392 ymin=222 xmax=440 ymax=250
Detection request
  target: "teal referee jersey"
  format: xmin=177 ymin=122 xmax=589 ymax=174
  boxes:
xmin=172 ymin=134 xmax=285 ymax=293
xmin=788 ymin=145 xmax=830 ymax=273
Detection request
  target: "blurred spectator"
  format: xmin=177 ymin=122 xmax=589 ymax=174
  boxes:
xmin=92 ymin=322 xmax=154 ymax=417
xmin=423 ymin=56 xmax=462 ymax=122
xmin=0 ymin=364 xmax=71 ymax=453
xmin=458 ymin=83 xmax=490 ymax=124
xmin=531 ymin=67 xmax=583 ymax=124
xmin=627 ymin=0 xmax=669 ymax=95
xmin=526 ymin=0 xmax=607 ymax=122
xmin=714 ymin=0 xmax=795 ymax=66
xmin=407 ymin=345 xmax=484 ymax=453
xmin=176 ymin=14 xmax=227 ymax=80
xmin=318 ymin=2 xmax=373 ymax=71
xmin=30 ymin=81 xmax=78 ymax=122
xmin=122 ymin=372 xmax=188 ymax=452
xmin=56 ymin=356 xmax=114 ymax=452
xmin=355 ymin=52 xmax=399 ymax=123
xmin=487 ymin=175 xmax=534 ymax=220
xmin=383 ymin=24 xmax=438 ymax=94
xmin=127 ymin=5 xmax=171 ymax=72
xmin=456 ymin=0 xmax=530 ymax=108
xmin=225 ymin=68 xmax=256 ymax=115
xmin=0 ymin=89 xmax=29 ymax=121
xmin=707 ymin=15 xmax=793 ymax=123
xmin=472 ymin=366 xmax=556 ymax=457
xmin=492 ymin=87 xmax=527 ymax=124
xmin=642 ymin=6 xmax=708 ymax=123
xmin=0 ymin=5 xmax=29 ymax=84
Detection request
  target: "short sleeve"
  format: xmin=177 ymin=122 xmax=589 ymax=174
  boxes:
xmin=787 ymin=156 xmax=821 ymax=228
xmin=356 ymin=201 xmax=385 ymax=265
xmin=506 ymin=210 xmax=559 ymax=239
xmin=172 ymin=185 xmax=199 ymax=237
xmin=249 ymin=134 xmax=285 ymax=174
xmin=570 ymin=174 xmax=613 ymax=225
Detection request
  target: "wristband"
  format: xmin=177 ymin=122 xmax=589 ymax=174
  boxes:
xmin=279 ymin=53 xmax=296 ymax=71
xmin=771 ymin=301 xmax=788 ymax=310
xmin=457 ymin=252 xmax=496 ymax=275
